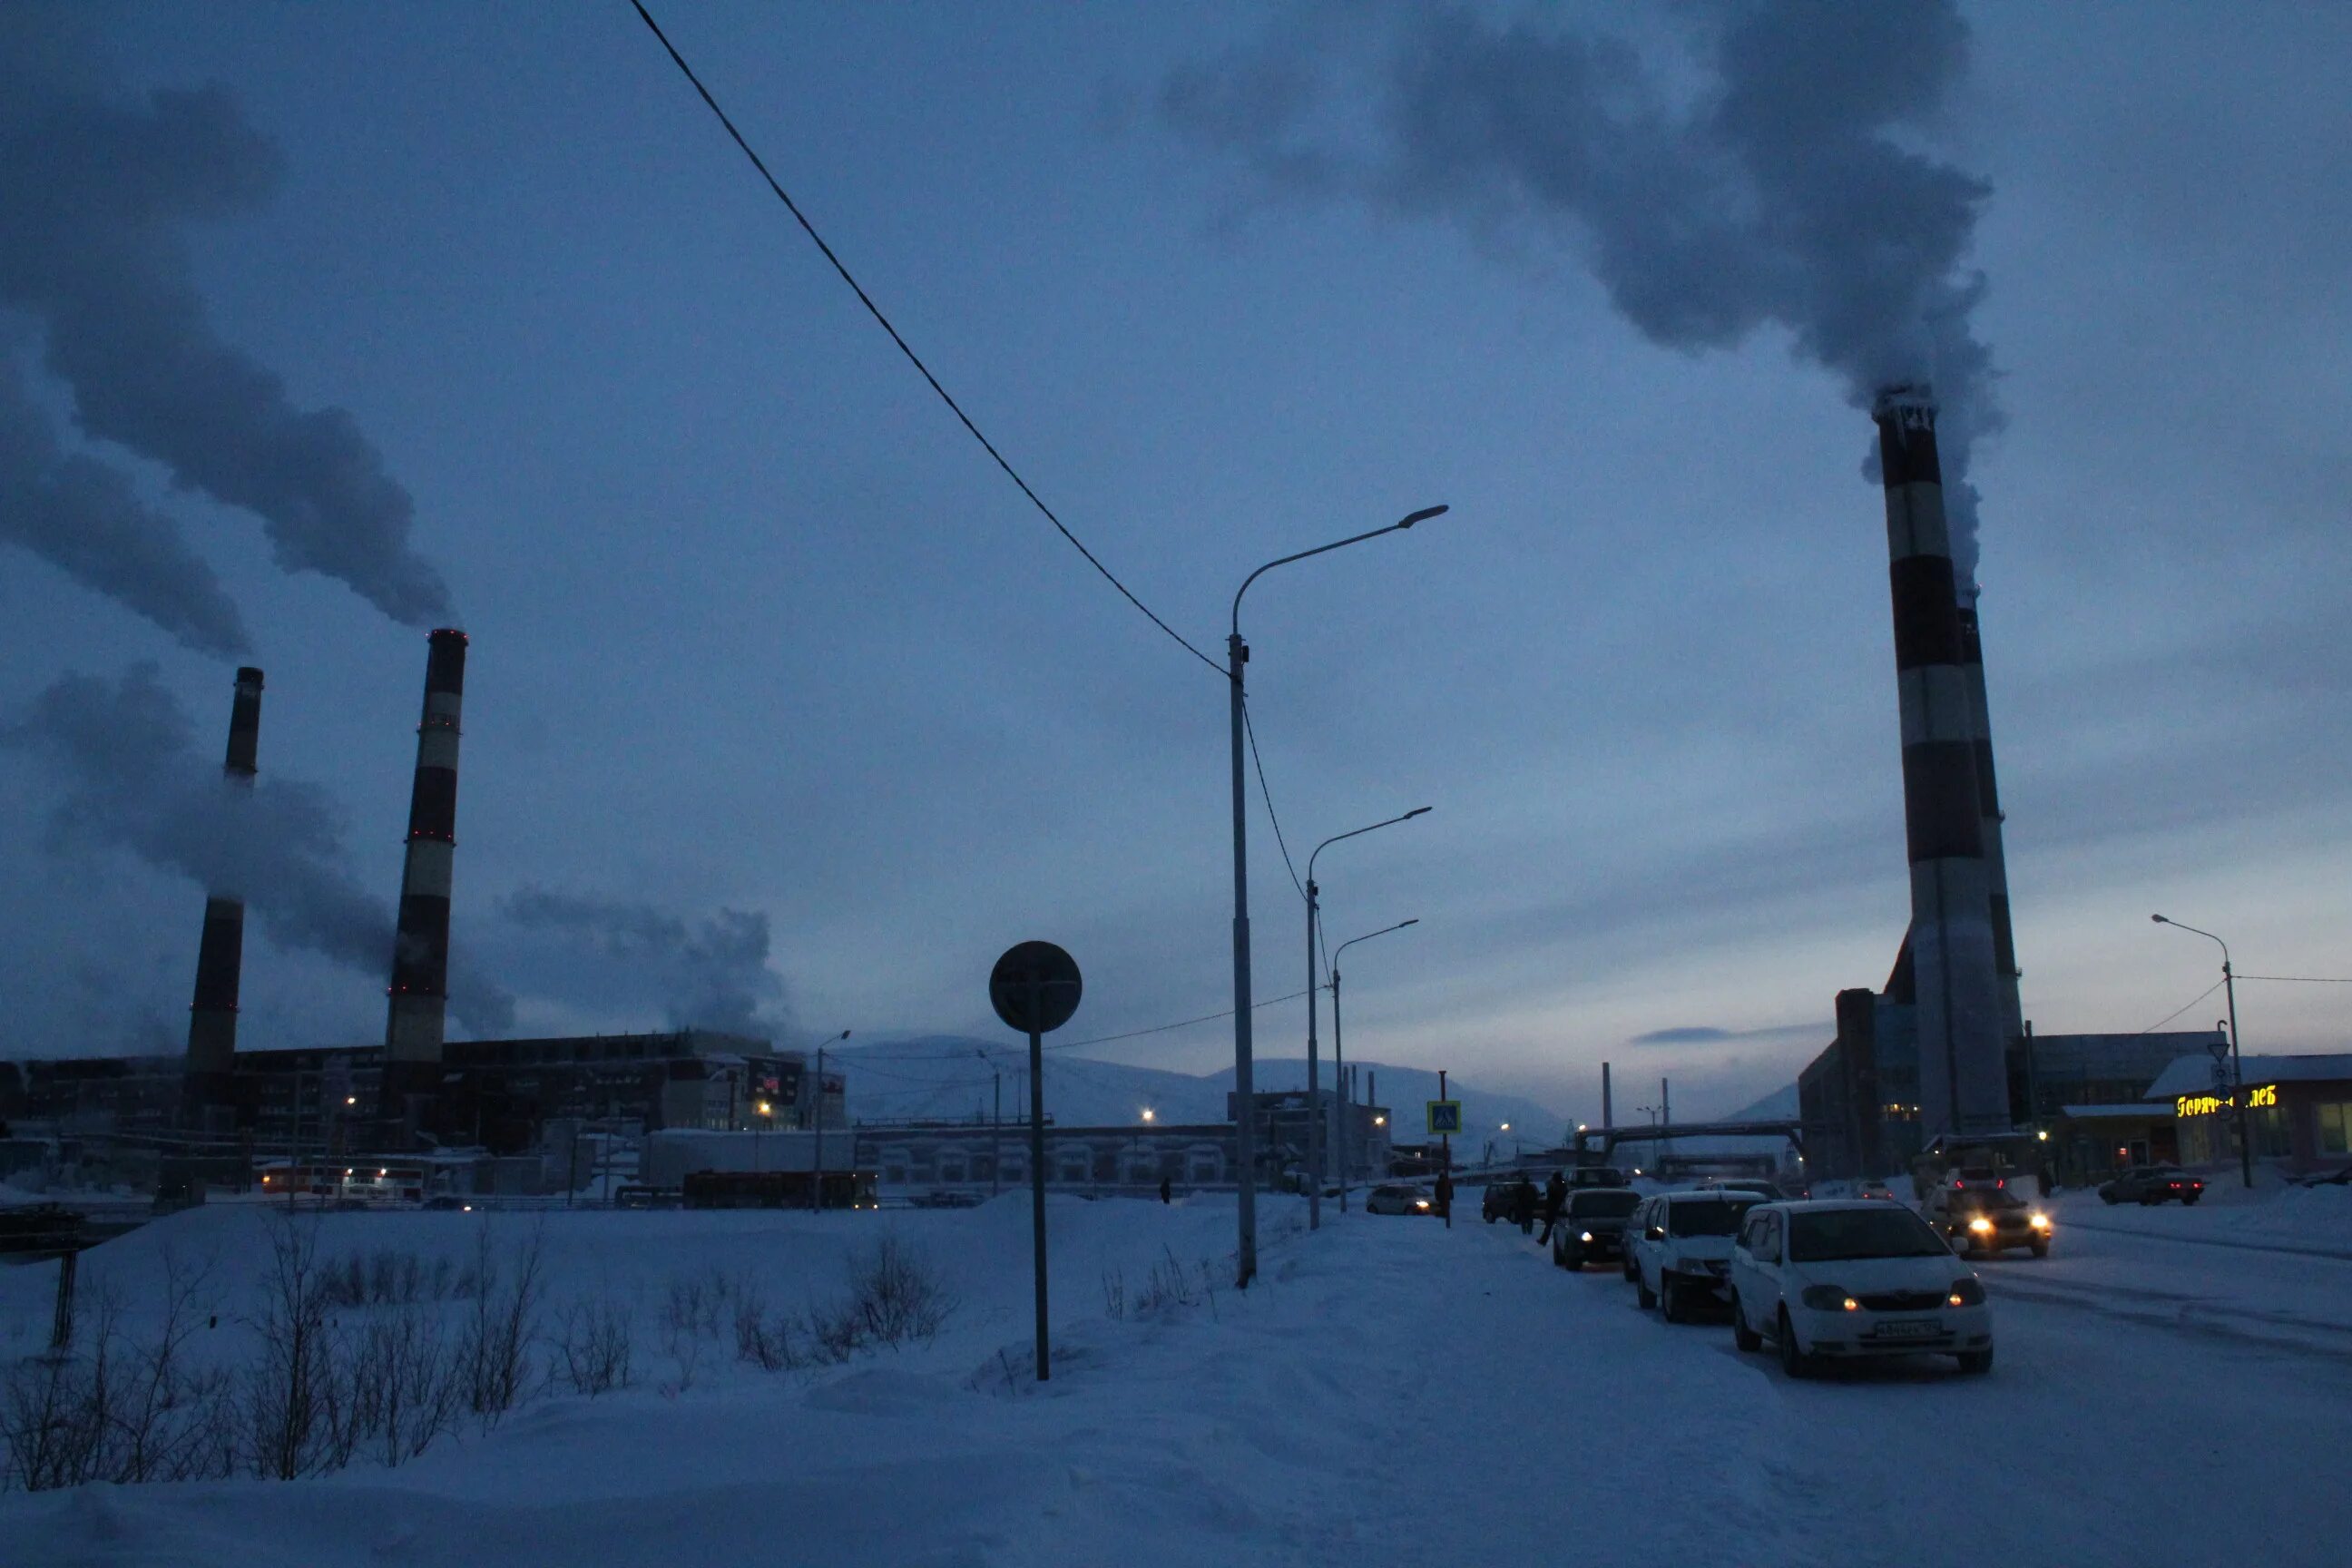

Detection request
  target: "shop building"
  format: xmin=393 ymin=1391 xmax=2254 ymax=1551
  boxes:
xmin=2141 ymin=1052 xmax=2352 ymax=1176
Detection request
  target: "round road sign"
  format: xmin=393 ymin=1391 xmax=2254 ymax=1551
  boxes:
xmin=990 ymin=941 xmax=1083 ymax=1034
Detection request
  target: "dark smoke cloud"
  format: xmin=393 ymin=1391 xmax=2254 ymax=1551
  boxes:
xmin=0 ymin=9 xmax=452 ymax=632
xmin=2 ymin=664 xmax=513 ymax=1034
xmin=0 ymin=346 xmax=251 ymax=655
xmin=1161 ymin=0 xmax=2001 ymax=586
xmin=499 ymin=887 xmax=796 ymax=1042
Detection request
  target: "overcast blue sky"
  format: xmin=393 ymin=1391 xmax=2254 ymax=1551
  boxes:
xmin=2 ymin=2 xmax=2345 ymax=1122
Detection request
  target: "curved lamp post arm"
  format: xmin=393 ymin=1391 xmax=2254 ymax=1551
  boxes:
xmin=1232 ymin=506 xmax=1448 ymax=642
xmin=1309 ymin=808 xmax=1432 ymax=887
xmin=2151 ymin=914 xmax=2230 ymax=970
xmin=1334 ymin=917 xmax=1420 ymax=967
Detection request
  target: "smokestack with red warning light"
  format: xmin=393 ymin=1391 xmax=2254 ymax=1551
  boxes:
xmin=1874 ymin=386 xmax=2007 ymax=1139
xmin=183 ymin=666 xmax=263 ymax=1126
xmin=381 ymin=629 xmax=466 ymax=1122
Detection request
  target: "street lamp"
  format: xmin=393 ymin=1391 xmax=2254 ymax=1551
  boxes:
xmin=1228 ymin=504 xmax=1446 ymax=1286
xmin=1306 ymin=808 xmax=1430 ymax=1230
xmin=1141 ymin=1107 xmax=1156 ymax=1123
xmin=1330 ymin=917 xmax=1418 ymax=1210
xmin=810 ymin=1028 xmax=851 ymax=1211
xmin=2151 ymin=914 xmax=2252 ymax=1188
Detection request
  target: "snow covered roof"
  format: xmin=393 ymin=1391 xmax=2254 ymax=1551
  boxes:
xmin=2142 ymin=1053 xmax=2352 ymax=1102
xmin=2060 ymin=1103 xmax=2177 ymax=1121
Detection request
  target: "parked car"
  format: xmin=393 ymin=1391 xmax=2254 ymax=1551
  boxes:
xmin=1626 ymin=1191 xmax=1768 ymax=1321
xmin=1855 ymin=1181 xmax=1900 ymax=1202
xmin=1923 ymin=1185 xmax=2051 ymax=1258
xmin=2098 ymin=1166 xmax=2205 ymax=1206
xmin=1700 ymin=1178 xmax=1783 ymax=1200
xmin=1366 ymin=1184 xmax=1436 ymax=1216
xmin=1728 ymin=1200 xmax=1994 ymax=1377
xmin=1567 ymin=1165 xmax=1631 ymax=1191
xmin=1551 ymin=1187 xmax=1642 ymax=1269
xmin=1483 ymin=1175 xmax=1532 ymax=1224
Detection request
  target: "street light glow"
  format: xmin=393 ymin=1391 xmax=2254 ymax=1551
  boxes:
xmin=1141 ymin=1107 xmax=1156 ymax=1123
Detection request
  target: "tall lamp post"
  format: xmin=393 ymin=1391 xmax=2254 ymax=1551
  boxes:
xmin=1330 ymin=917 xmax=1417 ymax=1212
xmin=1306 ymin=808 xmax=1430 ymax=1230
xmin=2151 ymin=915 xmax=2252 ymax=1188
xmin=1228 ymin=505 xmax=1447 ymax=1286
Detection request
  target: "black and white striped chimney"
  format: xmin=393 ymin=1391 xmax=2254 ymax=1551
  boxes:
xmin=1955 ymin=601 xmax=2024 ymax=1049
xmin=183 ymin=666 xmax=263 ymax=1126
xmin=1874 ymin=386 xmax=2009 ymax=1137
xmin=381 ymin=629 xmax=466 ymax=1122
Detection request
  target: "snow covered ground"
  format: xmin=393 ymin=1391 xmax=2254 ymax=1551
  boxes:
xmin=5 ymin=1187 xmax=2349 ymax=1566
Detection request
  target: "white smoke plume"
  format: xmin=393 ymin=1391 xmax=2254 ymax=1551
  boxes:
xmin=4 ymin=664 xmax=514 ymax=1035
xmin=1161 ymin=0 xmax=2001 ymax=587
xmin=497 ymin=887 xmax=797 ymax=1043
xmin=0 ymin=10 xmax=451 ymax=638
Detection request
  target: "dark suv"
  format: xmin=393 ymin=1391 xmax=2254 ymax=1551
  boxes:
xmin=1483 ymin=1175 xmax=1532 ymax=1223
xmin=2099 ymin=1166 xmax=2205 ymax=1206
xmin=1551 ymin=1187 xmax=1641 ymax=1269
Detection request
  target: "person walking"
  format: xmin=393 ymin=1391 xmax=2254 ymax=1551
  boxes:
xmin=1159 ymin=1176 xmax=1172 ymax=1205
xmin=1512 ymin=1173 xmax=1537 ymax=1235
xmin=1536 ymin=1169 xmax=1569 ymax=1244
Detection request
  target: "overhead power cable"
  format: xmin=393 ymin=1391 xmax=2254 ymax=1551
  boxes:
xmin=2237 ymin=975 xmax=2352 ymax=984
xmin=2138 ymin=979 xmax=2225 ymax=1034
xmin=627 ymin=0 xmax=1220 ymax=675
xmin=1241 ymin=697 xmax=1308 ymax=906
xmin=1047 ymin=985 xmax=1320 ymax=1053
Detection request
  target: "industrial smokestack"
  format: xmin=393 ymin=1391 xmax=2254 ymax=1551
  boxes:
xmin=224 ymin=666 xmax=263 ymax=779
xmin=1955 ymin=603 xmax=2024 ymax=1050
xmin=184 ymin=667 xmax=262 ymax=1127
xmin=381 ymin=629 xmax=467 ymax=1123
xmin=1874 ymin=386 xmax=2008 ymax=1138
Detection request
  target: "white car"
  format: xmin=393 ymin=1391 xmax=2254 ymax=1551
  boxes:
xmin=1626 ymin=1191 xmax=1768 ymax=1321
xmin=1728 ymin=1200 xmax=1994 ymax=1377
xmin=1365 ymin=1183 xmax=1435 ymax=1216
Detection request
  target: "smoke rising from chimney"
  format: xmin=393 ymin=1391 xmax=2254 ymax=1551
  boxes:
xmin=499 ymin=887 xmax=797 ymax=1042
xmin=4 ymin=663 xmax=512 ymax=1034
xmin=0 ymin=11 xmax=452 ymax=633
xmin=1160 ymin=0 xmax=2001 ymax=588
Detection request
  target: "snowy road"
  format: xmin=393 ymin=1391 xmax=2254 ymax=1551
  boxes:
xmin=5 ymin=1196 xmax=2348 ymax=1566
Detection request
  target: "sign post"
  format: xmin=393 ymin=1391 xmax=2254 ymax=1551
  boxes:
xmin=1430 ymin=1070 xmax=1461 ymax=1227
xmin=990 ymin=941 xmax=1083 ymax=1382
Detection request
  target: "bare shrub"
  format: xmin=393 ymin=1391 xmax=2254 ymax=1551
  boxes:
xmin=243 ymin=1217 xmax=338 ymax=1479
xmin=1101 ymin=1269 xmax=1127 ymax=1321
xmin=844 ymin=1236 xmax=956 ymax=1347
xmin=456 ymin=1223 xmax=544 ymax=1423
xmin=557 ymin=1297 xmax=635 ymax=1396
xmin=343 ymin=1307 xmax=463 ymax=1465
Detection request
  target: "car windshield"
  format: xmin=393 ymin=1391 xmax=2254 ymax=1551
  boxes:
xmin=1667 ymin=1198 xmax=1756 ymax=1236
xmin=1789 ymin=1208 xmax=1949 ymax=1261
xmin=1572 ymin=1191 xmax=1641 ymax=1218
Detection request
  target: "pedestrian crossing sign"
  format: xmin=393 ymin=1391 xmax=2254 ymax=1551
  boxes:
xmin=1426 ymin=1100 xmax=1463 ymax=1135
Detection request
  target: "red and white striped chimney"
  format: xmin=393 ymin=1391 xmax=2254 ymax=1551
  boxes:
xmin=381 ymin=629 xmax=467 ymax=1122
xmin=183 ymin=666 xmax=263 ymax=1127
xmin=1874 ymin=387 xmax=2009 ymax=1138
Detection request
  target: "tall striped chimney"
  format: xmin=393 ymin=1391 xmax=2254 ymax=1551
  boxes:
xmin=1874 ymin=387 xmax=2008 ymax=1138
xmin=184 ymin=666 xmax=263 ymax=1126
xmin=1955 ymin=601 xmax=2024 ymax=1050
xmin=381 ymin=629 xmax=466 ymax=1122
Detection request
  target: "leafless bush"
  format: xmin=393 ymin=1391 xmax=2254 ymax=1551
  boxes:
xmin=1101 ymin=1269 xmax=1128 ymax=1321
xmin=840 ymin=1237 xmax=956 ymax=1348
xmin=243 ymin=1217 xmax=338 ymax=1479
xmin=1133 ymin=1248 xmax=1200 ymax=1317
xmin=557 ymin=1297 xmax=635 ymax=1396
xmin=342 ymin=1308 xmax=463 ymax=1465
xmin=455 ymin=1223 xmax=544 ymax=1423
xmin=318 ymin=1248 xmax=466 ymax=1308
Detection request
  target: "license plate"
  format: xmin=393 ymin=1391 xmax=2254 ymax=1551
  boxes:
xmin=1873 ymin=1319 xmax=1938 ymax=1340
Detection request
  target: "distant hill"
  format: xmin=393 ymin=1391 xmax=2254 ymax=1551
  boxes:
xmin=836 ymin=1037 xmax=1570 ymax=1146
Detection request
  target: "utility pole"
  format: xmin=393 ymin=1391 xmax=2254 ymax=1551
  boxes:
xmin=807 ymin=1029 xmax=851 ymax=1210
xmin=1602 ymin=1061 xmax=1613 ymax=1132
xmin=977 ymin=1047 xmax=1002 ymax=1198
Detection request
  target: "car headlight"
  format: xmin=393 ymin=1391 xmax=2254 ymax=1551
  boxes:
xmin=1579 ymin=1230 xmax=1594 ymax=1243
xmin=1967 ymin=1217 xmax=1994 ymax=1233
xmin=2029 ymin=1212 xmax=2050 ymax=1230
xmin=1414 ymin=1200 xmax=1430 ymax=1210
xmin=1948 ymin=1276 xmax=1985 ymax=1307
xmin=1800 ymin=1285 xmax=1859 ymax=1311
